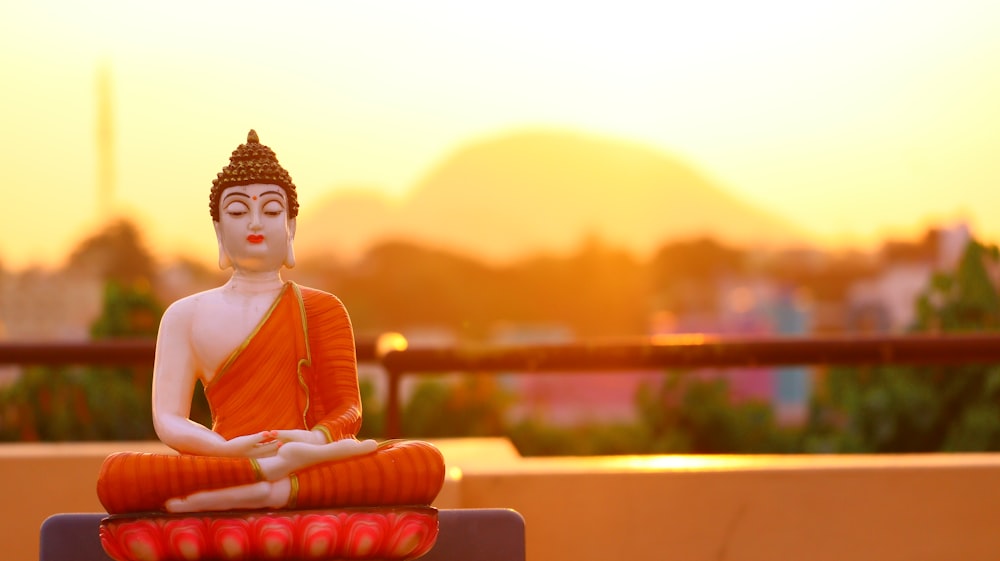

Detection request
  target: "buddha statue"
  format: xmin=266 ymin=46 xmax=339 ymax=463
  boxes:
xmin=96 ymin=132 xmax=445 ymax=559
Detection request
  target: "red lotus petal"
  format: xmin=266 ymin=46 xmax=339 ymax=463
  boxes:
xmin=210 ymin=518 xmax=251 ymax=561
xmin=295 ymin=514 xmax=341 ymax=560
xmin=116 ymin=519 xmax=166 ymax=561
xmin=343 ymin=513 xmax=390 ymax=558
xmin=98 ymin=508 xmax=438 ymax=561
xmin=163 ymin=518 xmax=208 ymax=561
xmin=252 ymin=516 xmax=295 ymax=560
xmin=99 ymin=523 xmax=131 ymax=561
xmin=385 ymin=513 xmax=438 ymax=559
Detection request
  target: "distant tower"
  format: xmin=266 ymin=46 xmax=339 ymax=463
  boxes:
xmin=96 ymin=61 xmax=115 ymax=216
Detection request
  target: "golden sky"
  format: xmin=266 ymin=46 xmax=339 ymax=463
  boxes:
xmin=2 ymin=1 xmax=1000 ymax=269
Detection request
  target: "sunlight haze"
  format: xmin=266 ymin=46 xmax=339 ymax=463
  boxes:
xmin=2 ymin=1 xmax=999 ymax=268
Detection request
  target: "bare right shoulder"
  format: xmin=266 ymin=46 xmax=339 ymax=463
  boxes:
xmin=154 ymin=288 xmax=229 ymax=384
xmin=158 ymin=288 xmax=224 ymax=334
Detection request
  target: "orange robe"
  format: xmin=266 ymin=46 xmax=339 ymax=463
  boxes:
xmin=97 ymin=283 xmax=444 ymax=514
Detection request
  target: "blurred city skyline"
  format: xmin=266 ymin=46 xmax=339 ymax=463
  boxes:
xmin=3 ymin=1 xmax=1000 ymax=269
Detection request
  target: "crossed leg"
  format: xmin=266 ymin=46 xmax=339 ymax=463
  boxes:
xmin=165 ymin=439 xmax=378 ymax=513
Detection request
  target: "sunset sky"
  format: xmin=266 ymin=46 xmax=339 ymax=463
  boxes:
xmin=2 ymin=1 xmax=999 ymax=269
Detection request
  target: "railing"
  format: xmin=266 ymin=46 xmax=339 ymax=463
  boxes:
xmin=3 ymin=333 xmax=1000 ymax=437
xmin=0 ymin=339 xmax=383 ymax=365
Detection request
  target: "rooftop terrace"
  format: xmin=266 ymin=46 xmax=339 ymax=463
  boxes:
xmin=3 ymin=334 xmax=1000 ymax=560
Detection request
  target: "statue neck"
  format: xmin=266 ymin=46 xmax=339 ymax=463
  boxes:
xmin=224 ymin=270 xmax=285 ymax=295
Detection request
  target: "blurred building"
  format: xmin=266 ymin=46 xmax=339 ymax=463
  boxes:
xmin=0 ymin=269 xmax=102 ymax=388
xmin=652 ymin=274 xmax=815 ymax=425
xmin=0 ymin=269 xmax=102 ymax=341
xmin=846 ymin=222 xmax=971 ymax=332
xmin=489 ymin=272 xmax=818 ymax=427
xmin=490 ymin=323 xmax=662 ymax=426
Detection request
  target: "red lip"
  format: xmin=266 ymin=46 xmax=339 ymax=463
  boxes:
xmin=247 ymin=235 xmax=265 ymax=244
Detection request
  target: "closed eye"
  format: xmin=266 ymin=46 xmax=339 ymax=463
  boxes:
xmin=263 ymin=200 xmax=285 ymax=217
xmin=224 ymin=200 xmax=250 ymax=216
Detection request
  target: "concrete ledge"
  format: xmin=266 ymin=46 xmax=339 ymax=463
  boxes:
xmin=6 ymin=440 xmax=1000 ymax=561
xmin=452 ymin=452 xmax=1000 ymax=561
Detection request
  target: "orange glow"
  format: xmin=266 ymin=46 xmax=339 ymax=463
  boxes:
xmin=602 ymin=454 xmax=765 ymax=472
xmin=3 ymin=2 xmax=1000 ymax=268
xmin=650 ymin=333 xmax=713 ymax=346
xmin=376 ymin=332 xmax=409 ymax=357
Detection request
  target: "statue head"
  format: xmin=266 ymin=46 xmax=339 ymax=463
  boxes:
xmin=211 ymin=130 xmax=299 ymax=271
xmin=210 ymin=130 xmax=299 ymax=221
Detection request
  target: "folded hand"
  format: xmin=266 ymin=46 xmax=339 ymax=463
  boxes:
xmin=222 ymin=431 xmax=282 ymax=458
xmin=272 ymin=429 xmax=327 ymax=446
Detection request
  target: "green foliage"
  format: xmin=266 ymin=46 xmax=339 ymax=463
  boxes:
xmin=0 ymin=367 xmax=92 ymax=440
xmin=0 ymin=280 xmax=173 ymax=441
xmin=8 ymin=234 xmax=999 ymax=454
xmin=635 ymin=372 xmax=797 ymax=453
xmin=812 ymin=363 xmax=1000 ymax=453
xmin=507 ymin=419 xmax=646 ymax=456
xmin=809 ymin=240 xmax=1000 ymax=452
xmin=357 ymin=377 xmax=385 ymax=440
xmin=401 ymin=375 xmax=511 ymax=437
xmin=0 ymin=219 xmax=174 ymax=440
xmin=384 ymin=368 xmax=797 ymax=456
xmin=915 ymin=241 xmax=1000 ymax=331
xmin=90 ymin=281 xmax=163 ymax=338
xmin=0 ymin=366 xmax=155 ymax=440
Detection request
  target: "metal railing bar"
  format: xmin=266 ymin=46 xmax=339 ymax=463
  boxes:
xmin=4 ymin=333 xmax=1000 ymax=438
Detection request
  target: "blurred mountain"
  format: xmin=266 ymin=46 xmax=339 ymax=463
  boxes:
xmin=296 ymin=130 xmax=812 ymax=262
xmin=296 ymin=187 xmax=399 ymax=260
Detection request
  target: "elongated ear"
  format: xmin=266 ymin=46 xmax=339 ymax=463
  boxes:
xmin=213 ymin=221 xmax=232 ymax=270
xmin=284 ymin=219 xmax=297 ymax=269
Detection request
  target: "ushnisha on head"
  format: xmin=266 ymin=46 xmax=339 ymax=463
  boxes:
xmin=210 ymin=129 xmax=299 ymax=222
xmin=211 ymin=130 xmax=298 ymax=272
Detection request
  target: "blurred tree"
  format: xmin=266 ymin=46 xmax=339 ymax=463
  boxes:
xmin=328 ymin=236 xmax=650 ymax=340
xmin=340 ymin=240 xmax=499 ymax=338
xmin=808 ymin=240 xmax=1000 ymax=452
xmin=504 ymin=236 xmax=649 ymax=337
xmin=649 ymin=237 xmax=746 ymax=316
xmin=915 ymin=240 xmax=1000 ymax=331
xmin=635 ymin=372 xmax=795 ymax=453
xmin=65 ymin=218 xmax=156 ymax=287
xmin=881 ymin=228 xmax=941 ymax=266
xmin=2 ymin=218 xmax=163 ymax=439
xmin=84 ymin=280 xmax=167 ymax=439
xmin=763 ymin=249 xmax=878 ymax=309
xmin=401 ymin=375 xmax=510 ymax=437
xmin=0 ymin=367 xmax=83 ymax=440
xmin=0 ymin=280 xmax=205 ymax=441
xmin=506 ymin=418 xmax=646 ymax=456
xmin=90 ymin=281 xmax=161 ymax=338
xmin=356 ymin=377 xmax=385 ymax=440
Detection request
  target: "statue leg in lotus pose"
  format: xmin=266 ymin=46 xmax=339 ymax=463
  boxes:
xmin=97 ymin=131 xmax=445 ymax=514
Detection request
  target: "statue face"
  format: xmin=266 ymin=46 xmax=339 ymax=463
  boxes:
xmin=214 ymin=183 xmax=295 ymax=273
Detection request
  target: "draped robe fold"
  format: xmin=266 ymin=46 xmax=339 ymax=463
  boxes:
xmin=97 ymin=283 xmax=444 ymax=514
